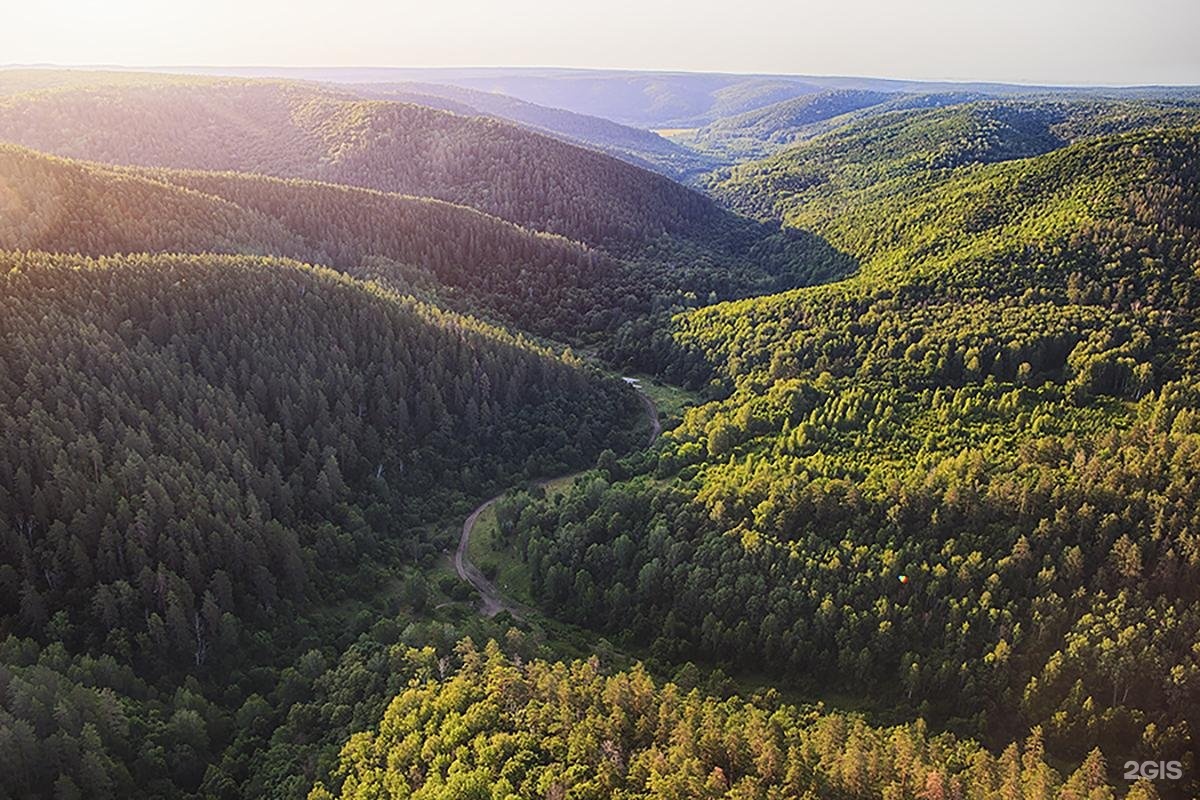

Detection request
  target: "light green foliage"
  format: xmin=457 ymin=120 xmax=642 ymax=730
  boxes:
xmin=513 ymin=120 xmax=1200 ymax=784
xmin=318 ymin=642 xmax=1145 ymax=799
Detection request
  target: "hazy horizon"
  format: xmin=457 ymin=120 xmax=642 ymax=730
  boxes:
xmin=5 ymin=62 xmax=1200 ymax=90
xmin=5 ymin=0 xmax=1199 ymax=86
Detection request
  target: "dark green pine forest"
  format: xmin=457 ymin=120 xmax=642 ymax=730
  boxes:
xmin=1 ymin=68 xmax=1199 ymax=799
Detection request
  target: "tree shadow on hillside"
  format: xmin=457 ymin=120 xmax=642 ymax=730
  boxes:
xmin=743 ymin=222 xmax=860 ymax=295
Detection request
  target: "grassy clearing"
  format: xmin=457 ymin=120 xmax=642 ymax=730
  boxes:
xmin=624 ymin=373 xmax=700 ymax=429
xmin=466 ymin=501 xmax=534 ymax=603
xmin=652 ymin=127 xmax=699 ymax=138
xmin=539 ymin=472 xmax=583 ymax=499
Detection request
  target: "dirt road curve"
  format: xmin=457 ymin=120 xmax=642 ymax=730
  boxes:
xmin=454 ymin=378 xmax=660 ymax=618
xmin=453 ymin=491 xmax=529 ymax=617
xmin=625 ymin=377 xmax=662 ymax=444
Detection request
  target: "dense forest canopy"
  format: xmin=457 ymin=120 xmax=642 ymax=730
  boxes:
xmin=1 ymin=66 xmax=1199 ymax=799
xmin=0 ymin=144 xmax=624 ymax=338
xmin=0 ymin=79 xmax=741 ymax=251
xmin=706 ymin=98 xmax=1200 ymax=221
xmin=0 ymin=250 xmax=641 ymax=797
xmin=316 ymin=642 xmax=1150 ymax=800
xmin=0 ymin=248 xmax=642 ymax=650
xmin=497 ymin=119 xmax=1200 ymax=792
xmin=0 ymin=141 xmax=847 ymax=353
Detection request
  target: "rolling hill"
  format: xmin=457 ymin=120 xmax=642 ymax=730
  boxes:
xmin=7 ymin=65 xmax=1200 ymax=800
xmin=0 ymin=79 xmax=718 ymax=247
xmin=0 ymin=68 xmax=717 ymax=180
xmin=0 ymin=247 xmax=645 ymax=797
xmin=680 ymin=89 xmax=893 ymax=159
xmin=504 ymin=124 xmax=1200 ymax=788
xmin=345 ymin=81 xmax=718 ymax=179
xmin=707 ymin=97 xmax=1200 ymax=221
xmin=0 ymin=76 xmax=847 ymax=312
xmin=0 ymin=141 xmax=851 ymax=350
xmin=0 ymin=143 xmax=630 ymax=337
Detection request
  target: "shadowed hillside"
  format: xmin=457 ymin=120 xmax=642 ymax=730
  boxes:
xmin=0 ymin=143 xmax=854 ymax=347
xmin=0 ymin=79 xmax=733 ymax=250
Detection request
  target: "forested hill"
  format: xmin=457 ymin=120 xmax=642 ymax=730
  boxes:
xmin=0 ymin=249 xmax=638 ymax=657
xmin=0 ymin=79 xmax=741 ymax=250
xmin=314 ymin=644 xmax=1143 ymax=799
xmin=706 ymin=97 xmax=1200 ymax=221
xmin=0 ymin=69 xmax=716 ymax=180
xmin=0 ymin=144 xmax=626 ymax=338
xmin=0 ymin=250 xmax=644 ymax=797
xmin=698 ymin=125 xmax=1200 ymax=315
xmin=501 ymin=125 xmax=1200 ymax=789
xmin=675 ymin=126 xmax=1200 ymax=438
xmin=345 ymin=81 xmax=718 ymax=179
xmin=681 ymin=89 xmax=894 ymax=159
xmin=0 ymin=143 xmax=848 ymax=346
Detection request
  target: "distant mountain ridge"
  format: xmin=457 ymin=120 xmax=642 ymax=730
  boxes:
xmin=0 ymin=79 xmax=722 ymax=249
xmin=0 ymin=68 xmax=716 ymax=180
xmin=707 ymin=96 xmax=1200 ymax=221
xmin=137 ymin=65 xmax=1200 ymax=128
xmin=680 ymin=89 xmax=894 ymax=158
xmin=345 ymin=81 xmax=718 ymax=179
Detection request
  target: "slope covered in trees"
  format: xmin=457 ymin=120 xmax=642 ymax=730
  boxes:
xmin=0 ymin=69 xmax=717 ymax=180
xmin=5 ymin=67 xmax=1200 ymax=799
xmin=680 ymin=89 xmax=893 ymax=159
xmin=0 ymin=250 xmax=643 ymax=797
xmin=0 ymin=248 xmax=641 ymax=656
xmin=0 ymin=78 xmax=775 ymax=254
xmin=0 ymin=142 xmax=848 ymax=348
xmin=313 ymin=642 xmax=1153 ymax=800
xmin=707 ymin=97 xmax=1200 ymax=221
xmin=0 ymin=74 xmax=853 ymax=346
xmin=0 ymin=144 xmax=627 ymax=337
xmin=346 ymin=81 xmax=718 ymax=179
xmin=500 ymin=126 xmax=1200 ymax=791
xmin=150 ymin=163 xmax=838 ymax=332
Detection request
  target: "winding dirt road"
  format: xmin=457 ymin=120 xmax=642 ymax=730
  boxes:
xmin=454 ymin=379 xmax=660 ymax=618
xmin=625 ymin=377 xmax=662 ymax=445
xmin=453 ymin=489 xmax=530 ymax=617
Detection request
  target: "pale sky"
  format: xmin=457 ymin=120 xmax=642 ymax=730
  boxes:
xmin=4 ymin=0 xmax=1199 ymax=86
